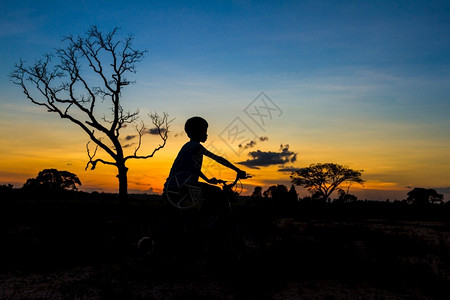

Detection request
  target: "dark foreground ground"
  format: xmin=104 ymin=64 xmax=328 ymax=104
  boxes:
xmin=1 ymin=192 xmax=450 ymax=299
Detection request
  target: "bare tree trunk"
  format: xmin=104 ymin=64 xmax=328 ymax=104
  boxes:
xmin=117 ymin=163 xmax=128 ymax=206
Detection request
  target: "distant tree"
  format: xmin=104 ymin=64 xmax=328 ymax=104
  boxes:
xmin=309 ymin=191 xmax=324 ymax=202
xmin=291 ymin=163 xmax=364 ymax=202
xmin=0 ymin=184 xmax=13 ymax=191
xmin=251 ymin=186 xmax=263 ymax=199
xmin=0 ymin=184 xmax=14 ymax=194
xmin=407 ymin=188 xmax=444 ymax=206
xmin=288 ymin=185 xmax=298 ymax=201
xmin=263 ymin=184 xmax=289 ymax=201
xmin=335 ymin=188 xmax=358 ymax=203
xmin=10 ymin=26 xmax=170 ymax=204
xmin=0 ymin=184 xmax=15 ymax=200
xmin=263 ymin=185 xmax=274 ymax=198
xmin=23 ymin=169 xmax=81 ymax=191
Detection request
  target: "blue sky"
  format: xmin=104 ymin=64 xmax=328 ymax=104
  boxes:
xmin=1 ymin=0 xmax=449 ymax=200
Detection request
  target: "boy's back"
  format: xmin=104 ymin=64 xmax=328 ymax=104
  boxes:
xmin=164 ymin=140 xmax=203 ymax=190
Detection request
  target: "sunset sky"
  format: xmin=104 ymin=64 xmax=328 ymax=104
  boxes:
xmin=1 ymin=0 xmax=449 ymax=200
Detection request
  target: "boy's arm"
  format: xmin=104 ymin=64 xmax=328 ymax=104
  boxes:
xmin=201 ymin=146 xmax=246 ymax=178
xmin=199 ymin=171 xmax=218 ymax=184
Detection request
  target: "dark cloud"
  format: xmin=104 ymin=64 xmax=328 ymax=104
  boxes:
xmin=147 ymin=127 xmax=167 ymax=135
xmin=239 ymin=136 xmax=269 ymax=150
xmin=237 ymin=144 xmax=297 ymax=169
xmin=124 ymin=135 xmax=137 ymax=141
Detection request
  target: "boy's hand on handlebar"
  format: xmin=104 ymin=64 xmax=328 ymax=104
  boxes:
xmin=208 ymin=177 xmax=218 ymax=184
xmin=237 ymin=170 xmax=247 ymax=179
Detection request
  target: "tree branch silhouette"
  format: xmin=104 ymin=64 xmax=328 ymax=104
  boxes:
xmin=10 ymin=26 xmax=169 ymax=203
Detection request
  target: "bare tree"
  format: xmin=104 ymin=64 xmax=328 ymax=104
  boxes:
xmin=10 ymin=26 xmax=170 ymax=203
xmin=291 ymin=163 xmax=364 ymax=202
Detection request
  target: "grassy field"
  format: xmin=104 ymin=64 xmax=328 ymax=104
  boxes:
xmin=0 ymin=191 xmax=449 ymax=299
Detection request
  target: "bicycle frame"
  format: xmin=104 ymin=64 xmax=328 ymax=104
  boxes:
xmin=165 ymin=173 xmax=251 ymax=210
xmin=139 ymin=174 xmax=252 ymax=259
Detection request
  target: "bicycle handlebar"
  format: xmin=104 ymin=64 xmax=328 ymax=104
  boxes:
xmin=215 ymin=174 xmax=252 ymax=189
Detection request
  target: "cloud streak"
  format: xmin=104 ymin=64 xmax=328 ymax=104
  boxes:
xmin=124 ymin=135 xmax=136 ymax=141
xmin=278 ymin=166 xmax=301 ymax=173
xmin=147 ymin=127 xmax=167 ymax=135
xmin=122 ymin=143 xmax=136 ymax=149
xmin=121 ymin=127 xmax=167 ymax=143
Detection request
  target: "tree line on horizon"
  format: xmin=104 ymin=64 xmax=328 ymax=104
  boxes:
xmin=0 ymin=166 xmax=445 ymax=208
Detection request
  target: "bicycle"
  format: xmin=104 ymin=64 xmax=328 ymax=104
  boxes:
xmin=138 ymin=174 xmax=253 ymax=265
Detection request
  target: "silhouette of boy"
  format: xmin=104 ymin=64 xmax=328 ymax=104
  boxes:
xmin=164 ymin=116 xmax=246 ymax=196
xmin=163 ymin=117 xmax=247 ymax=257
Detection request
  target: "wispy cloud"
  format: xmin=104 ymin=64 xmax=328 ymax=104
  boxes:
xmin=278 ymin=166 xmax=301 ymax=173
xmin=122 ymin=143 xmax=136 ymax=149
xmin=173 ymin=131 xmax=185 ymax=138
xmin=239 ymin=136 xmax=268 ymax=150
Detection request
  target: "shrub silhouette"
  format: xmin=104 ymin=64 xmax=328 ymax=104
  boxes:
xmin=262 ymin=184 xmax=297 ymax=207
xmin=251 ymin=186 xmax=263 ymax=199
xmin=263 ymin=184 xmax=288 ymax=200
xmin=334 ymin=189 xmax=358 ymax=204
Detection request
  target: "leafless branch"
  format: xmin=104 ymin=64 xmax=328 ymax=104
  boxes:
xmin=85 ymin=141 xmax=116 ymax=170
xmin=125 ymin=112 xmax=172 ymax=161
xmin=132 ymin=121 xmax=146 ymax=156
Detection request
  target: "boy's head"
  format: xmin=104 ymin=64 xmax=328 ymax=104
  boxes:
xmin=185 ymin=116 xmax=208 ymax=142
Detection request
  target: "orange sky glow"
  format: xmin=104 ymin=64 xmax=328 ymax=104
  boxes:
xmin=1 ymin=1 xmax=449 ymax=201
